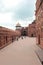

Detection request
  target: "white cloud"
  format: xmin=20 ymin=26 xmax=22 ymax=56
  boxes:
xmin=0 ymin=12 xmax=17 ymax=30
xmin=0 ymin=0 xmax=36 ymax=30
xmin=2 ymin=0 xmax=23 ymax=8
xmin=0 ymin=12 xmax=12 ymax=23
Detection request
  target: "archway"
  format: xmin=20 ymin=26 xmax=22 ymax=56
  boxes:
xmin=31 ymin=34 xmax=33 ymax=37
xmin=22 ymin=30 xmax=27 ymax=36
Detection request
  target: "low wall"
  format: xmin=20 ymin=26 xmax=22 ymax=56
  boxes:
xmin=0 ymin=35 xmax=16 ymax=49
xmin=0 ymin=27 xmax=21 ymax=49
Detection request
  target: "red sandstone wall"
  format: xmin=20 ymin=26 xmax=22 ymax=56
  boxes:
xmin=35 ymin=0 xmax=43 ymax=48
xmin=28 ymin=21 xmax=36 ymax=37
xmin=21 ymin=27 xmax=28 ymax=36
xmin=36 ymin=0 xmax=41 ymax=11
xmin=0 ymin=27 xmax=21 ymax=49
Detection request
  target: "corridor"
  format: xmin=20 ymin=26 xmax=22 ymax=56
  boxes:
xmin=0 ymin=37 xmax=42 ymax=65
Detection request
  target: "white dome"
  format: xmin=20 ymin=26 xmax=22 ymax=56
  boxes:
xmin=16 ymin=23 xmax=21 ymax=27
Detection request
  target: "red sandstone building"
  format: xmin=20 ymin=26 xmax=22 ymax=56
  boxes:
xmin=15 ymin=22 xmax=36 ymax=37
xmin=15 ymin=23 xmax=28 ymax=36
xmin=28 ymin=20 xmax=36 ymax=37
xmin=35 ymin=0 xmax=43 ymax=48
xmin=21 ymin=27 xmax=28 ymax=36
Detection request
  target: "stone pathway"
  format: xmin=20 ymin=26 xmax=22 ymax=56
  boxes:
xmin=0 ymin=37 xmax=42 ymax=65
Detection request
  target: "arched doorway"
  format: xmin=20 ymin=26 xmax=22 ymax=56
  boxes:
xmin=22 ymin=30 xmax=27 ymax=36
xmin=31 ymin=34 xmax=33 ymax=37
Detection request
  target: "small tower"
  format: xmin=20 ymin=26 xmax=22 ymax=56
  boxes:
xmin=15 ymin=23 xmax=21 ymax=30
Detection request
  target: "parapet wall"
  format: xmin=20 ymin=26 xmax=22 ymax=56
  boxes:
xmin=0 ymin=27 xmax=21 ymax=49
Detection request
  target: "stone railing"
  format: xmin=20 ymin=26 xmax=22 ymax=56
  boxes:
xmin=0 ymin=28 xmax=21 ymax=49
xmin=0 ymin=33 xmax=16 ymax=49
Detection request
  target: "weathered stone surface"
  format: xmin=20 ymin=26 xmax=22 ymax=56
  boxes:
xmin=35 ymin=0 xmax=43 ymax=48
xmin=0 ymin=26 xmax=21 ymax=48
xmin=28 ymin=20 xmax=36 ymax=37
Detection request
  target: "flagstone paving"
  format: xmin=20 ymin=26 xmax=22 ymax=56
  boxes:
xmin=0 ymin=37 xmax=42 ymax=65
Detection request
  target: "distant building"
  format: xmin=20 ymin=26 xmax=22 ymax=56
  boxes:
xmin=15 ymin=23 xmax=28 ymax=36
xmin=16 ymin=23 xmax=22 ymax=30
xmin=15 ymin=22 xmax=36 ymax=37
xmin=28 ymin=20 xmax=36 ymax=37
xmin=35 ymin=0 xmax=43 ymax=48
xmin=21 ymin=27 xmax=28 ymax=36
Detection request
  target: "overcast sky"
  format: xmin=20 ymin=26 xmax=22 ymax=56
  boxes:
xmin=0 ymin=0 xmax=36 ymax=30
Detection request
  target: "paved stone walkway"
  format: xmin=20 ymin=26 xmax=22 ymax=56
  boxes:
xmin=0 ymin=37 xmax=42 ymax=65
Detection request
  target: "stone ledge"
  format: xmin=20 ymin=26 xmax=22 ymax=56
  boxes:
xmin=35 ymin=45 xmax=43 ymax=65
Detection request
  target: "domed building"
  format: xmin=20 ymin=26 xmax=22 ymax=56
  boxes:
xmin=15 ymin=22 xmax=28 ymax=36
xmin=15 ymin=23 xmax=22 ymax=30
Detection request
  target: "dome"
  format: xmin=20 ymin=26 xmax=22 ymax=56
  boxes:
xmin=16 ymin=23 xmax=21 ymax=27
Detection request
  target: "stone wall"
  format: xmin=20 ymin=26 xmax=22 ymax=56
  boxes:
xmin=0 ymin=26 xmax=21 ymax=49
xmin=21 ymin=27 xmax=28 ymax=36
xmin=36 ymin=0 xmax=41 ymax=13
xmin=35 ymin=0 xmax=43 ymax=48
xmin=28 ymin=21 xmax=36 ymax=37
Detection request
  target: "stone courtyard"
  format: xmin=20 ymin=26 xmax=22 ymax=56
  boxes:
xmin=0 ymin=37 xmax=42 ymax=65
